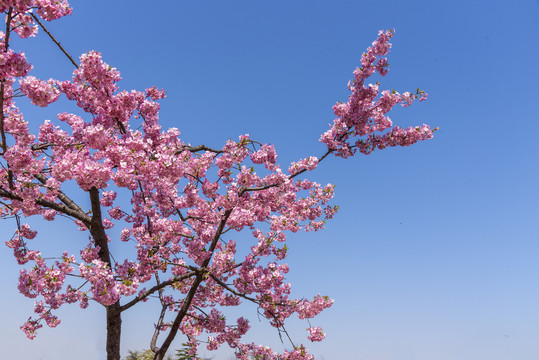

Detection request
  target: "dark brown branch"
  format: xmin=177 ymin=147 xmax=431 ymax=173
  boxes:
xmin=4 ymin=8 xmax=12 ymax=52
xmin=88 ymin=187 xmax=123 ymax=360
xmin=30 ymin=13 xmax=79 ymax=68
xmin=1 ymin=9 xmax=13 ymax=188
xmin=203 ymin=209 xmax=233 ymax=263
xmin=88 ymin=187 xmax=112 ymax=266
xmin=135 ymin=179 xmax=153 ymax=235
xmin=0 ymin=82 xmax=7 ymax=156
xmin=274 ymin=315 xmax=296 ymax=349
xmin=115 ymin=117 xmax=127 ymax=134
xmin=30 ymin=142 xmax=86 ymax=152
xmin=119 ymin=271 xmax=197 ymax=313
xmin=238 ymin=148 xmax=334 ymax=196
xmin=209 ymin=272 xmax=297 ymax=349
xmin=153 ymin=272 xmax=204 ymax=360
xmin=175 ymin=144 xmax=223 ymax=155
xmin=0 ymin=186 xmax=91 ymax=223
xmin=33 ymin=173 xmax=87 ymax=217
xmin=150 ymin=302 xmax=168 ymax=353
xmin=150 ymin=274 xmax=168 ymax=353
xmin=30 ymin=142 xmax=56 ymax=151
xmin=207 ymin=272 xmax=259 ymax=304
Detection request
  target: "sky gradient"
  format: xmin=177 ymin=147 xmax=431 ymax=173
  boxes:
xmin=1 ymin=1 xmax=538 ymax=359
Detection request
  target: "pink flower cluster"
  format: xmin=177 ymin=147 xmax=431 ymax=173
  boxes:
xmin=306 ymin=326 xmax=325 ymax=342
xmin=35 ymin=0 xmax=72 ymax=21
xmin=145 ymin=86 xmax=166 ymax=100
xmin=288 ymin=156 xmax=318 ymax=175
xmin=295 ymin=295 xmax=334 ymax=319
xmin=235 ymin=343 xmax=315 ymax=360
xmin=11 ymin=13 xmax=37 ymax=38
xmin=320 ymin=29 xmax=436 ymax=158
xmin=14 ymin=248 xmax=87 ymax=339
xmin=19 ymin=76 xmax=60 ymax=107
xmin=0 ymin=46 xmax=32 ymax=78
xmin=79 ymin=260 xmax=119 ymax=306
xmin=0 ymin=0 xmax=70 ymax=16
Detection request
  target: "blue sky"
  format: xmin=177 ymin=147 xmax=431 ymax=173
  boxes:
xmin=1 ymin=1 xmax=539 ymax=359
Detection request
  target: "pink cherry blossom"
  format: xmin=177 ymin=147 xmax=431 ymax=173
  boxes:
xmin=306 ymin=326 xmax=326 ymax=342
xmin=19 ymin=76 xmax=60 ymax=107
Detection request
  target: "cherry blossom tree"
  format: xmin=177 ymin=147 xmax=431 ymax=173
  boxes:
xmin=0 ymin=2 xmax=435 ymax=360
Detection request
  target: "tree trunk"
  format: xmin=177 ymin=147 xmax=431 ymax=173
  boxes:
xmin=107 ymin=302 xmax=122 ymax=360
xmin=88 ymin=187 xmax=123 ymax=360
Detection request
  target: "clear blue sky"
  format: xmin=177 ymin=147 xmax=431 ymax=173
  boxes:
xmin=1 ymin=1 xmax=538 ymax=359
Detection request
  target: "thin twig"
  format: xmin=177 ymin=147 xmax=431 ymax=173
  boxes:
xmin=150 ymin=273 xmax=168 ymax=352
xmin=119 ymin=271 xmax=197 ymax=313
xmin=175 ymin=144 xmax=223 ymax=155
xmin=34 ymin=173 xmax=87 ymax=216
xmin=1 ymin=9 xmax=13 ymax=188
xmin=207 ymin=272 xmax=258 ymax=303
xmin=30 ymin=13 xmax=79 ymax=68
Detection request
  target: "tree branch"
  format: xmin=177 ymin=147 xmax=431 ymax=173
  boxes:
xmin=30 ymin=13 xmax=79 ymax=68
xmin=1 ymin=8 xmax=13 ymax=188
xmin=238 ymin=148 xmax=334 ymax=196
xmin=175 ymin=144 xmax=223 ymax=155
xmin=88 ymin=187 xmax=112 ymax=266
xmin=207 ymin=272 xmax=259 ymax=304
xmin=33 ymin=173 xmax=87 ymax=217
xmin=30 ymin=142 xmax=56 ymax=151
xmin=0 ymin=186 xmax=91 ymax=223
xmin=119 ymin=271 xmax=197 ymax=313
